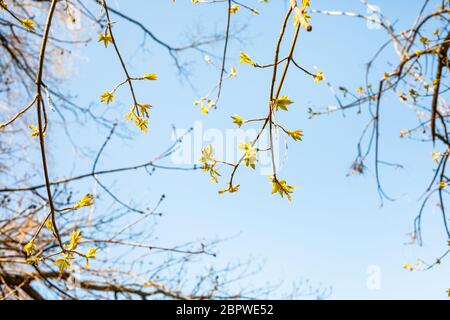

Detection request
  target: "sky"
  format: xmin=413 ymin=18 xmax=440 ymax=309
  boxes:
xmin=44 ymin=0 xmax=449 ymax=299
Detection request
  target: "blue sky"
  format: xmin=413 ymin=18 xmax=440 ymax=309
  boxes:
xmin=46 ymin=0 xmax=449 ymax=299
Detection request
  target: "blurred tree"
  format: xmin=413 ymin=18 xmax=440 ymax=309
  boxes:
xmin=310 ymin=0 xmax=450 ymax=274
